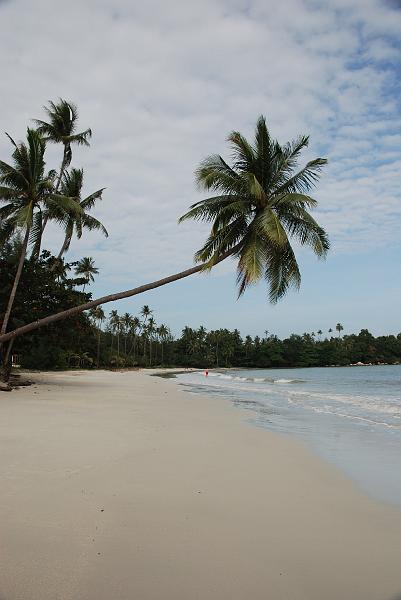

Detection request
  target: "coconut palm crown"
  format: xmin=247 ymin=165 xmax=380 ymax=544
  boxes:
xmin=53 ymin=168 xmax=107 ymax=261
xmin=34 ymin=99 xmax=92 ymax=170
xmin=74 ymin=256 xmax=99 ymax=289
xmin=179 ymin=116 xmax=329 ymax=302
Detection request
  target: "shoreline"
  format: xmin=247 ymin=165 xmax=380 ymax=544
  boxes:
xmin=1 ymin=369 xmax=401 ymax=599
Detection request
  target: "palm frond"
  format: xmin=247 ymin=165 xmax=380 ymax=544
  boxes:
xmin=80 ymin=214 xmax=108 ymax=238
xmin=236 ymin=227 xmax=266 ymax=296
xmin=228 ymin=131 xmax=255 ymax=170
xmin=265 ymin=243 xmax=301 ymax=303
xmin=179 ymin=195 xmax=246 ymax=223
xmin=29 ymin=211 xmax=43 ymax=247
xmin=281 ymin=208 xmax=330 ymax=257
xmin=195 ymin=155 xmax=243 ymax=193
xmin=80 ymin=188 xmax=105 ymax=210
xmin=274 ymin=158 xmax=327 ymax=195
xmin=255 ymin=207 xmax=288 ymax=248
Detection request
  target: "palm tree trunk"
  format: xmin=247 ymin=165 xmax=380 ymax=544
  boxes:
xmin=34 ymin=147 xmax=68 ymax=258
xmin=0 ymin=226 xmax=30 ymax=382
xmin=1 ymin=339 xmax=14 ymax=383
xmin=1 ymin=226 xmax=30 ymax=337
xmin=97 ymin=328 xmax=101 ymax=368
xmin=0 ymin=246 xmax=239 ymax=345
xmin=50 ymin=232 xmax=72 ymax=272
xmin=161 ymin=342 xmax=164 ymax=365
xmin=127 ymin=334 xmax=135 ymax=356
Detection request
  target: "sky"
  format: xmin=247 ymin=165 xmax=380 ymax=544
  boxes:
xmin=0 ymin=0 xmax=400 ymax=338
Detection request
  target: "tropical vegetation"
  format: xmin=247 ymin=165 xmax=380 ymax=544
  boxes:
xmin=1 ymin=103 xmax=332 ymax=382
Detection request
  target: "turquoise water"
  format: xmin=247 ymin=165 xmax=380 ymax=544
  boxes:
xmin=177 ymin=365 xmax=401 ymax=509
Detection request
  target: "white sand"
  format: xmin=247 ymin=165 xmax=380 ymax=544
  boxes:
xmin=1 ymin=369 xmax=401 ymax=600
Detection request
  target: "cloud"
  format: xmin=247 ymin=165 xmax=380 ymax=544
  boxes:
xmin=0 ymin=0 xmax=400 ymax=296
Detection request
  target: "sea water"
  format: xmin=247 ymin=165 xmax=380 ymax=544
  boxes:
xmin=176 ymin=365 xmax=401 ymax=509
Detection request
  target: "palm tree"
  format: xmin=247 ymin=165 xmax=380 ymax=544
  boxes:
xmin=89 ymin=306 xmax=105 ymax=367
xmin=140 ymin=305 xmax=152 ymax=362
xmin=317 ymin=329 xmax=322 ymax=340
xmin=109 ymin=310 xmax=119 ymax=353
xmin=127 ymin=316 xmax=141 ymax=360
xmin=336 ymin=323 xmax=344 ymax=338
xmin=0 ymin=129 xmax=81 ymax=375
xmin=33 ymin=99 xmax=92 ymax=254
xmin=51 ymin=258 xmax=72 ymax=282
xmin=328 ymin=328 xmax=333 ymax=336
xmin=0 ymin=116 xmax=329 ymax=355
xmin=122 ymin=312 xmax=133 ymax=354
xmin=179 ymin=115 xmax=329 ymax=299
xmin=52 ymin=168 xmax=107 ymax=266
xmin=147 ymin=316 xmax=156 ymax=366
xmin=74 ymin=257 xmax=98 ymax=291
xmin=157 ymin=324 xmax=169 ymax=365
xmin=141 ymin=305 xmax=152 ymax=322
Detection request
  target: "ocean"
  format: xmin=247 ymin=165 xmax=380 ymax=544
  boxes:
xmin=176 ymin=365 xmax=401 ymax=510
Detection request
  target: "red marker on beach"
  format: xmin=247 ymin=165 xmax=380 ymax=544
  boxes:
xmin=205 ymin=369 xmax=209 ymax=377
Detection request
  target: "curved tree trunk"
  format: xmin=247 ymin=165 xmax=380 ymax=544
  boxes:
xmin=1 ymin=226 xmax=30 ymax=337
xmin=0 ymin=246 xmax=238 ymax=345
xmin=0 ymin=226 xmax=31 ymax=381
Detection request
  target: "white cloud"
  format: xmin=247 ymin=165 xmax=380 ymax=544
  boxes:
xmin=0 ymin=0 xmax=400 ymax=294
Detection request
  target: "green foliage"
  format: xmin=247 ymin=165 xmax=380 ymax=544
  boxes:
xmin=34 ymin=99 xmax=92 ymax=167
xmin=0 ymin=243 xmax=95 ymax=369
xmin=0 ymin=128 xmax=82 ymax=247
xmin=169 ymin=326 xmax=401 ymax=369
xmin=180 ymin=116 xmax=329 ymax=302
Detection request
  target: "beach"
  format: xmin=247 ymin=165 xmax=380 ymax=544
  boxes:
xmin=1 ymin=369 xmax=401 ymax=600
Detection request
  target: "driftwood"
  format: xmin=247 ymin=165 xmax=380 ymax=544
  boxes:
xmin=0 ymin=374 xmax=35 ymax=392
xmin=11 ymin=379 xmax=34 ymax=387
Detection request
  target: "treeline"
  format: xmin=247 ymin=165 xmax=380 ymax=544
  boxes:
xmin=1 ymin=101 xmax=397 ymax=376
xmin=1 ymin=105 xmax=332 ymax=383
xmin=173 ymin=326 xmax=401 ymax=368
xmin=3 ymin=243 xmax=399 ymax=370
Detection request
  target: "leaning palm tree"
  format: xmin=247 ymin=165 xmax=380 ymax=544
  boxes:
xmin=179 ymin=115 xmax=329 ymax=299
xmin=51 ymin=169 xmax=107 ymax=266
xmin=0 ymin=116 xmax=329 ymax=363
xmin=33 ymin=99 xmax=92 ymax=253
xmin=74 ymin=257 xmax=99 ymax=291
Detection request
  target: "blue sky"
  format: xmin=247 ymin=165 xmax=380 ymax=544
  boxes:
xmin=0 ymin=0 xmax=400 ymax=338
